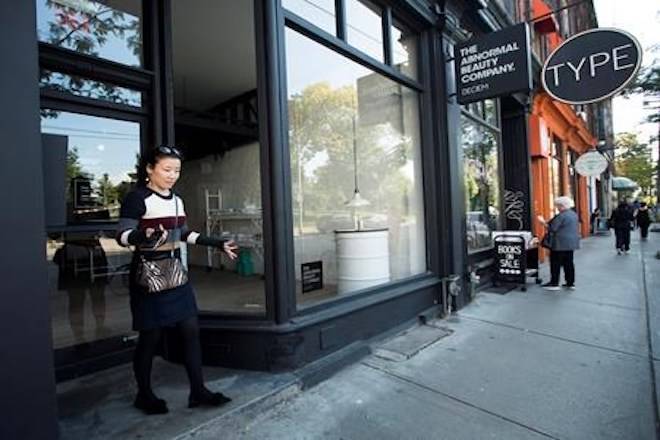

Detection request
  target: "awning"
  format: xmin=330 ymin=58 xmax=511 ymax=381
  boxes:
xmin=612 ymin=176 xmax=639 ymax=191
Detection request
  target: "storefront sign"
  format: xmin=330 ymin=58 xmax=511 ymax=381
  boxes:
xmin=301 ymin=261 xmax=323 ymax=293
xmin=454 ymin=23 xmax=532 ymax=104
xmin=73 ymin=177 xmax=95 ymax=208
xmin=542 ymin=28 xmax=642 ymax=105
xmin=574 ymin=151 xmax=608 ymax=177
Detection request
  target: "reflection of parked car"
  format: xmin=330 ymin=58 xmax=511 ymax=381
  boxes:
xmin=466 ymin=211 xmax=492 ymax=250
xmin=316 ymin=212 xmax=389 ymax=233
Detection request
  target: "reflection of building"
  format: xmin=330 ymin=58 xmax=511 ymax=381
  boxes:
xmin=2 ymin=0 xmax=611 ymax=437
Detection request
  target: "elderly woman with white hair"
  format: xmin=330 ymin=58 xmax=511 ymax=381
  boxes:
xmin=537 ymin=196 xmax=580 ymax=291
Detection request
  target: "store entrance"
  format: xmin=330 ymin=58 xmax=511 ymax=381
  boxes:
xmin=170 ymin=0 xmax=266 ymax=315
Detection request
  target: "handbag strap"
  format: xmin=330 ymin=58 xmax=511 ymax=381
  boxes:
xmin=171 ymin=190 xmax=178 ymax=258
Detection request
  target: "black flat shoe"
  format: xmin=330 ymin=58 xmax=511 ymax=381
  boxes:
xmin=188 ymin=390 xmax=232 ymax=408
xmin=134 ymin=393 xmax=169 ymax=415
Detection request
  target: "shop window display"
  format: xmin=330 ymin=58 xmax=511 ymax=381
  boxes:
xmin=285 ymin=27 xmax=427 ymax=308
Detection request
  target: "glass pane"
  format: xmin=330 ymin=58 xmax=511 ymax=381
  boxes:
xmin=47 ymin=230 xmax=134 ymax=348
xmin=282 ymin=0 xmax=336 ymax=35
xmin=40 ymin=111 xmax=141 ymax=225
xmin=285 ymin=28 xmax=427 ymax=308
xmin=171 ymin=0 xmax=265 ymax=315
xmin=36 ymin=0 xmax=143 ymax=67
xmin=391 ymin=20 xmax=418 ymax=79
xmin=40 ymin=69 xmax=143 ymax=107
xmin=346 ymin=0 xmax=383 ymax=61
xmin=484 ymin=99 xmax=498 ymax=126
xmin=462 ymin=115 xmax=501 ymax=253
xmin=41 ymin=111 xmax=141 ymax=350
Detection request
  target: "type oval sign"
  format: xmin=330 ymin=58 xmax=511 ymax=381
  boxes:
xmin=542 ymin=28 xmax=642 ymax=105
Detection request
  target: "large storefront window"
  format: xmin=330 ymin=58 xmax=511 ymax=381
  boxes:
xmin=170 ymin=0 xmax=265 ymax=315
xmin=41 ymin=111 xmax=141 ymax=348
xmin=285 ymin=27 xmax=426 ymax=308
xmin=36 ymin=0 xmax=143 ymax=67
xmin=461 ymin=101 xmax=501 ymax=254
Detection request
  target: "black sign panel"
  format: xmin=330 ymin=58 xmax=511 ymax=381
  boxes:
xmin=455 ymin=23 xmax=531 ymax=104
xmin=494 ymin=238 xmax=525 ymax=282
xmin=542 ymin=28 xmax=642 ymax=105
xmin=301 ymin=261 xmax=323 ymax=293
xmin=73 ymin=177 xmax=95 ymax=208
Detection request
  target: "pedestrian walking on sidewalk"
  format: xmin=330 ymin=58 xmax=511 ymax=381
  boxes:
xmin=537 ymin=196 xmax=580 ymax=291
xmin=116 ymin=146 xmax=239 ymax=416
xmin=609 ymin=201 xmax=635 ymax=254
xmin=636 ymin=202 xmax=651 ymax=241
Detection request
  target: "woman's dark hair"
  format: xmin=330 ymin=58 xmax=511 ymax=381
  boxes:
xmin=136 ymin=146 xmax=183 ymax=186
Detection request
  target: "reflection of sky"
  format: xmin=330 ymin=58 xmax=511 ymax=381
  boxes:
xmin=346 ymin=0 xmax=383 ymax=61
xmin=41 ymin=112 xmax=140 ymax=185
xmin=36 ymin=0 xmax=141 ymax=67
xmin=286 ymin=27 xmax=371 ymax=94
xmin=284 ymin=5 xmax=410 ymax=94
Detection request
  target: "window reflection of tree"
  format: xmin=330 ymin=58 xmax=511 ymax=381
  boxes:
xmin=42 ymin=0 xmax=142 ymax=63
xmin=462 ymin=116 xmax=500 ymax=252
xmin=39 ymin=0 xmax=143 ymax=120
xmin=288 ymin=81 xmax=414 ymax=233
xmin=40 ymin=70 xmax=141 ymax=108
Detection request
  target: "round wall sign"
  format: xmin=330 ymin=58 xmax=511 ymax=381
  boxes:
xmin=574 ymin=151 xmax=608 ymax=177
xmin=542 ymin=28 xmax=642 ymax=105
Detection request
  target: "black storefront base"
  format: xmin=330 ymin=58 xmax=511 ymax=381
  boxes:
xmin=162 ymin=277 xmax=441 ymax=371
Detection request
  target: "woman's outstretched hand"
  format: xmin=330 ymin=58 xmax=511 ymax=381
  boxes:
xmin=223 ymin=240 xmax=239 ymax=260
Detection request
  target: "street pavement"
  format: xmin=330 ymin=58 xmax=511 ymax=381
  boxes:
xmin=186 ymin=230 xmax=660 ymax=440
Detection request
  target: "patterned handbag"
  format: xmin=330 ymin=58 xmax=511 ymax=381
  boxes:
xmin=135 ymin=191 xmax=188 ymax=293
xmin=136 ymin=254 xmax=188 ymax=293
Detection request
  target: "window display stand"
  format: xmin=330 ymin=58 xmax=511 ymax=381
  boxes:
xmin=204 ymin=188 xmax=263 ymax=271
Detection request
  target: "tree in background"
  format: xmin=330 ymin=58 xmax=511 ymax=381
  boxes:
xmin=614 ymin=132 xmax=655 ymax=197
xmin=287 ymin=81 xmax=415 ymax=234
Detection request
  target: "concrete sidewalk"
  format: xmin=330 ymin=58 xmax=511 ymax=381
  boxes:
xmin=58 ymin=230 xmax=660 ymax=440
xmin=188 ymin=231 xmax=660 ymax=440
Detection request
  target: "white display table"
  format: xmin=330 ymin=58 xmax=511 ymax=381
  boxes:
xmin=335 ymin=228 xmax=390 ymax=294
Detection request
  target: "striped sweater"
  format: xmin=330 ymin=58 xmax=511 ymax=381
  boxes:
xmin=116 ymin=186 xmax=224 ymax=250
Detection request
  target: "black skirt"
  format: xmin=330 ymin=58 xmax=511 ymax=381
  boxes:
xmin=129 ymin=251 xmax=198 ymax=331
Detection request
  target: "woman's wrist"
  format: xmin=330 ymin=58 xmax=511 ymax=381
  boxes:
xmin=195 ymin=235 xmax=226 ymax=249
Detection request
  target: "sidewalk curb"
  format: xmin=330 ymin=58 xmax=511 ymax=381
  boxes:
xmin=172 ymin=341 xmax=372 ymax=440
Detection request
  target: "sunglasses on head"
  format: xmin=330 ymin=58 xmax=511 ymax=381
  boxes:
xmin=156 ymin=145 xmax=182 ymax=157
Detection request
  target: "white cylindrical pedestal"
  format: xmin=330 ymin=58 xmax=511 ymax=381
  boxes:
xmin=335 ymin=228 xmax=390 ymax=294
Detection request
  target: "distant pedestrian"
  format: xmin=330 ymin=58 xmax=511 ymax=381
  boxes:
xmin=609 ymin=201 xmax=635 ymax=254
xmin=636 ymin=202 xmax=651 ymax=240
xmin=537 ymin=196 xmax=580 ymax=291
xmin=590 ymin=208 xmax=601 ymax=234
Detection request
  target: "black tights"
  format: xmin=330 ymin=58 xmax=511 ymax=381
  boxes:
xmin=133 ymin=316 xmax=206 ymax=398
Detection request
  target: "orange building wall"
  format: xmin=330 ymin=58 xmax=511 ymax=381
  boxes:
xmin=530 ymin=93 xmax=597 ymax=262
